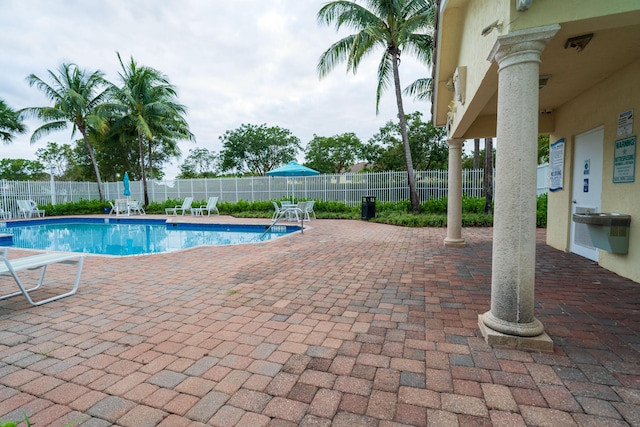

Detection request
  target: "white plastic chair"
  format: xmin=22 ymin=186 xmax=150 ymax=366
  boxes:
xmin=165 ymin=197 xmax=193 ymax=215
xmin=304 ymin=200 xmax=316 ymax=220
xmin=286 ymin=201 xmax=307 ymax=222
xmin=129 ymin=200 xmax=145 ymax=215
xmin=17 ymin=200 xmax=45 ymax=218
xmin=193 ymin=197 xmax=219 ymax=216
xmin=0 ymin=208 xmax=12 ymax=220
xmin=271 ymin=201 xmax=284 ymax=220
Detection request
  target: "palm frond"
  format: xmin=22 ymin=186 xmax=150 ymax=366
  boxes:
xmin=30 ymin=121 xmax=68 ymax=144
xmin=403 ymin=77 xmax=432 ymax=101
xmin=318 ymin=35 xmax=357 ymax=77
xmin=375 ymin=52 xmax=394 ymax=114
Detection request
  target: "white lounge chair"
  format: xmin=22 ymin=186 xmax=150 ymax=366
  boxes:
xmin=193 ymin=197 xmax=219 ymax=216
xmin=165 ymin=197 xmax=193 ymax=215
xmin=0 ymin=208 xmax=11 ymax=220
xmin=109 ymin=199 xmax=130 ymax=216
xmin=128 ymin=200 xmax=145 ymax=215
xmin=17 ymin=200 xmax=45 ymax=218
xmin=0 ymin=248 xmax=85 ymax=306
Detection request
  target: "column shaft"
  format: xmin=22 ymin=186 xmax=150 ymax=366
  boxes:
xmin=444 ymin=138 xmax=466 ymax=247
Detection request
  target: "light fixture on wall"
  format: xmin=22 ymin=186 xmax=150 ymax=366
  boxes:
xmin=481 ymin=20 xmax=502 ymax=36
xmin=564 ymin=34 xmax=593 ymax=52
xmin=539 ymin=75 xmax=551 ymax=89
xmin=516 ymin=0 xmax=533 ymax=11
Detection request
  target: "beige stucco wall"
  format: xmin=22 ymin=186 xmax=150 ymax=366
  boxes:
xmin=439 ymin=1 xmax=509 ymax=136
xmin=511 ymin=0 xmax=640 ymax=32
xmin=548 ymin=58 xmax=640 ymax=282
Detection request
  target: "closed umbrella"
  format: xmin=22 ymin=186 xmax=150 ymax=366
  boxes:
xmin=123 ymin=172 xmax=131 ymax=197
xmin=266 ymin=162 xmax=319 ymax=202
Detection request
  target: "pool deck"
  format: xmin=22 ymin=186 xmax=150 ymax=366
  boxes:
xmin=0 ymin=215 xmax=638 ymax=426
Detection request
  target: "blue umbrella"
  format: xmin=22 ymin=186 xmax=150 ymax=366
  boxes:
xmin=266 ymin=162 xmax=319 ymax=202
xmin=123 ymin=172 xmax=131 ymax=197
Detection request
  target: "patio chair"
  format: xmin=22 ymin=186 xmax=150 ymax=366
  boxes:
xmin=0 ymin=247 xmax=85 ymax=306
xmin=17 ymin=200 xmax=45 ymax=218
xmin=128 ymin=200 xmax=146 ymax=215
xmin=286 ymin=201 xmax=307 ymax=222
xmin=109 ymin=199 xmax=129 ymax=216
xmin=193 ymin=197 xmax=219 ymax=216
xmin=271 ymin=201 xmax=284 ymax=220
xmin=0 ymin=208 xmax=12 ymax=220
xmin=165 ymin=196 xmax=193 ymax=215
xmin=304 ymin=200 xmax=316 ymax=220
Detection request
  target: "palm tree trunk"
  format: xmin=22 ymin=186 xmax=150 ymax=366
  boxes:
xmin=138 ymin=133 xmax=149 ymax=206
xmin=147 ymin=139 xmax=154 ymax=180
xmin=81 ymin=133 xmax=104 ymax=202
xmin=484 ymin=138 xmax=493 ymax=214
xmin=392 ymin=54 xmax=420 ymax=212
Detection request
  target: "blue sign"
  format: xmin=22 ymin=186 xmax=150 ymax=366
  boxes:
xmin=583 ymin=178 xmax=589 ymax=192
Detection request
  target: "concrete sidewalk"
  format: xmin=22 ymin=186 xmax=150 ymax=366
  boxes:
xmin=0 ymin=217 xmax=638 ymax=426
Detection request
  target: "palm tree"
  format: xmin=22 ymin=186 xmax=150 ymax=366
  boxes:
xmin=110 ymin=53 xmax=194 ymax=205
xmin=22 ymin=63 xmax=110 ymax=200
xmin=0 ymin=99 xmax=27 ymax=143
xmin=317 ymin=0 xmax=435 ymax=212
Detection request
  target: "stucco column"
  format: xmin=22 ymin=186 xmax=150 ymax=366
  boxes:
xmin=479 ymin=25 xmax=559 ymax=350
xmin=444 ymin=138 xmax=466 ymax=247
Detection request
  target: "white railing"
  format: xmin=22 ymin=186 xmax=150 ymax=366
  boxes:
xmin=0 ymin=166 xmax=549 ymax=216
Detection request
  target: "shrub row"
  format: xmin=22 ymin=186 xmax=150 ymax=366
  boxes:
xmin=38 ymin=195 xmax=548 ymax=228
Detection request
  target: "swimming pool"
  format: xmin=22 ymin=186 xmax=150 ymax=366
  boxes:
xmin=0 ymin=218 xmax=298 ymax=256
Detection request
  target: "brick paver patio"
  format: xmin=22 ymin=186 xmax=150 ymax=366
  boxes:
xmin=0 ymin=216 xmax=638 ymax=426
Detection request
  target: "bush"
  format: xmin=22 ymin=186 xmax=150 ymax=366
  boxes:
xmin=33 ymin=194 xmax=548 ymax=229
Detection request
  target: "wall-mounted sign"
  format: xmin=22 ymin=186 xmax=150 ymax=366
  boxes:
xmin=613 ymin=135 xmax=636 ymax=183
xmin=549 ymin=138 xmax=565 ymax=192
xmin=617 ymin=109 xmax=633 ymax=137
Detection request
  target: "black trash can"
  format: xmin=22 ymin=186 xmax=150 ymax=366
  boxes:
xmin=361 ymin=195 xmax=376 ymax=220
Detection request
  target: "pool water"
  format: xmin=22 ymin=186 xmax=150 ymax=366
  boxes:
xmin=0 ymin=218 xmax=297 ymax=256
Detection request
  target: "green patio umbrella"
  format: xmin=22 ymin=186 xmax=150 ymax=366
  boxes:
xmin=266 ymin=162 xmax=319 ymax=202
xmin=267 ymin=162 xmax=319 ymax=233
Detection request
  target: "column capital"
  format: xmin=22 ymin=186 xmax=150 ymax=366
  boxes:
xmin=446 ymin=138 xmax=465 ymax=149
xmin=488 ymin=24 xmax=560 ymax=66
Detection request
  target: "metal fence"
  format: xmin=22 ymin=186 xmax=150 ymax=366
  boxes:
xmin=1 ymin=165 xmax=549 ymax=216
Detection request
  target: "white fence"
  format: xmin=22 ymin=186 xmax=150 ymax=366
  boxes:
xmin=1 ymin=165 xmax=549 ymax=215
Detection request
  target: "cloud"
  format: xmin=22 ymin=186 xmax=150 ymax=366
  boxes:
xmin=0 ymin=0 xmax=432 ymax=178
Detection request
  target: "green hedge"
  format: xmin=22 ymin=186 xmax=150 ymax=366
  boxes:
xmin=37 ymin=195 xmax=549 ymax=228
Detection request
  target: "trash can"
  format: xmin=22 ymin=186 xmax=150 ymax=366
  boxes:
xmin=361 ymin=196 xmax=376 ymax=220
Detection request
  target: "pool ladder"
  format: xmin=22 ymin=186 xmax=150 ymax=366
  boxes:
xmin=259 ymin=211 xmax=304 ymax=239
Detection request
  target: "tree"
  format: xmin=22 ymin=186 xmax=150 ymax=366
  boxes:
xmin=178 ymin=148 xmax=219 ymax=178
xmin=35 ymin=142 xmax=73 ymax=178
xmin=0 ymin=98 xmax=26 ymax=143
xmin=305 ymin=133 xmax=363 ymax=174
xmin=538 ymin=134 xmax=550 ymax=164
xmin=219 ymin=123 xmax=301 ymax=175
xmin=366 ymin=111 xmax=447 ymax=171
xmin=111 ymin=53 xmax=194 ymax=205
xmin=317 ymin=0 xmax=436 ymax=212
xmin=0 ymin=158 xmax=47 ymax=180
xmin=22 ymin=63 xmax=110 ymax=200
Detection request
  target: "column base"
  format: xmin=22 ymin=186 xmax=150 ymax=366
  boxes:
xmin=444 ymin=238 xmax=466 ymax=248
xmin=478 ymin=315 xmax=553 ymax=351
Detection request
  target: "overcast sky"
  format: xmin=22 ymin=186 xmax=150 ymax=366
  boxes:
xmin=0 ymin=0 xmax=433 ymax=179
